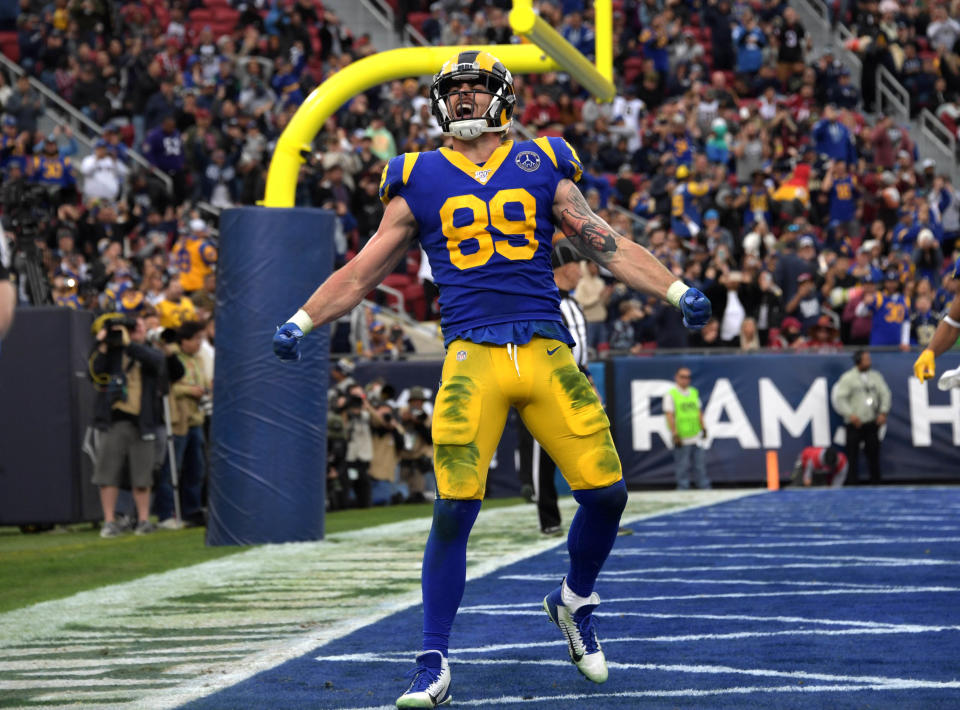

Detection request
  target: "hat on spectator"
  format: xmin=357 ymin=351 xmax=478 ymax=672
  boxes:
xmin=408 ymin=386 xmax=429 ymax=401
xmin=189 ymin=218 xmax=208 ymax=233
xmin=884 ymin=269 xmax=900 ymax=282
xmin=676 ymin=164 xmax=690 ymax=179
xmin=2 ymin=115 xmax=16 ymax=127
xmin=551 ymin=238 xmax=581 ymax=268
xmin=897 ymin=150 xmax=911 ymax=160
xmin=860 ymin=239 xmax=879 ymax=253
xmin=798 ymin=236 xmax=816 ymax=249
xmin=917 ymin=228 xmax=936 ymax=245
xmin=333 ymin=357 xmax=355 ymax=375
xmin=781 ymin=317 xmax=802 ymax=332
xmin=921 ymin=158 xmax=936 ymax=170
xmin=797 ymin=272 xmax=814 ymax=284
xmin=879 ymin=0 xmax=899 ymax=12
xmin=704 ymin=209 xmax=719 ymax=220
xmin=95 ymin=138 xmax=108 ymax=148
xmin=196 ymin=108 xmax=211 ymax=119
xmin=44 ymin=133 xmax=57 ymax=143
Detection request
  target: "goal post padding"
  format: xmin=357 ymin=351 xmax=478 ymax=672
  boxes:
xmin=206 ymin=207 xmax=333 ymax=546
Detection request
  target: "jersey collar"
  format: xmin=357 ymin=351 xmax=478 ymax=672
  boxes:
xmin=439 ymin=140 xmax=513 ymax=186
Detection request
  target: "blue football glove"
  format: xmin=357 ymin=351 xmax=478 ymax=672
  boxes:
xmin=680 ymin=288 xmax=712 ymax=329
xmin=273 ymin=322 xmax=304 ymax=361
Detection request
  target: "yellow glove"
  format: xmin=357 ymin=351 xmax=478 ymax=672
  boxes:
xmin=914 ymin=349 xmax=936 ymax=383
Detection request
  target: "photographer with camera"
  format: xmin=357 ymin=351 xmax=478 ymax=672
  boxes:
xmin=89 ymin=313 xmax=167 ymax=537
xmin=168 ymin=320 xmax=212 ymax=526
xmin=341 ymin=383 xmax=381 ymax=508
xmin=369 ymin=398 xmax=405 ymax=505
xmin=399 ymin=387 xmax=433 ymax=504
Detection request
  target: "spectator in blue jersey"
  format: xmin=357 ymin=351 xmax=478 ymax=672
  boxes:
xmin=821 ymin=160 xmax=860 ymax=241
xmin=913 ymin=229 xmax=943 ymax=283
xmin=670 ymin=165 xmax=708 ymax=239
xmin=812 ymin=105 xmax=857 ymax=165
xmin=856 ymin=270 xmax=911 ymax=349
xmin=102 ymin=123 xmax=131 ymax=165
xmin=29 ymin=134 xmax=76 ymax=194
xmin=907 ymin=202 xmax=944 ymax=248
xmin=145 ymin=115 xmax=186 ymax=203
xmin=561 ymin=12 xmax=595 ymax=59
xmin=732 ymin=9 xmax=766 ymax=79
xmin=640 ymin=15 xmax=672 ymax=76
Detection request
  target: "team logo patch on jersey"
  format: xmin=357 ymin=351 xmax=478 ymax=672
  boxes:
xmin=474 ymin=169 xmax=492 ymax=184
xmin=456 ymin=350 xmax=467 ymax=361
xmin=515 ymin=151 xmax=540 ymax=172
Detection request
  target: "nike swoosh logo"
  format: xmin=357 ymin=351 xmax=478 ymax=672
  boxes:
xmin=547 ymin=346 xmax=561 ymax=355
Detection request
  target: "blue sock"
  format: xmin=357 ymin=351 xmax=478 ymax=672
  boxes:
xmin=566 ymin=480 xmax=628 ymax=597
xmin=421 ymin=498 xmax=481 ymax=656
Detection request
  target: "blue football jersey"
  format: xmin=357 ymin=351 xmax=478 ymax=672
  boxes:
xmin=380 ymin=137 xmax=582 ymax=341
xmin=867 ymin=292 xmax=909 ymax=346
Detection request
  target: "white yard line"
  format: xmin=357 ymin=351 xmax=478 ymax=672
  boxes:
xmin=0 ymin=489 xmax=753 ymax=709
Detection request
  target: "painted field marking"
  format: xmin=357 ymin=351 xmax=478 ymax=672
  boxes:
xmin=317 ymin=652 xmax=960 ymax=690
xmin=333 ymin=683 xmax=960 ymax=710
xmin=125 ymin=490 xmax=755 ymax=710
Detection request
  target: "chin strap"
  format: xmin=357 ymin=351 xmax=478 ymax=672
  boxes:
xmin=446 ymin=119 xmax=511 ymax=141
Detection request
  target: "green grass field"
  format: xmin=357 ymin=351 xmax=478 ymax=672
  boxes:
xmin=0 ymin=498 xmax=524 ymax=615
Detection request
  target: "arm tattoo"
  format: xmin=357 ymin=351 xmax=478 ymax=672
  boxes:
xmin=556 ymin=183 xmax=619 ymax=264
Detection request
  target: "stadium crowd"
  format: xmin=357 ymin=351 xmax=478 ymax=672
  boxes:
xmin=0 ymin=0 xmax=959 ymax=363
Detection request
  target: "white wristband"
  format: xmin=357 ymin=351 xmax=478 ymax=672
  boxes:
xmin=288 ymin=309 xmax=313 ymax=335
xmin=944 ymin=314 xmax=960 ymax=329
xmin=666 ymin=280 xmax=689 ymax=308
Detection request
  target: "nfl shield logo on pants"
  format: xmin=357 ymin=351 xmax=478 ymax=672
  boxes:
xmin=456 ymin=350 xmax=467 ymax=361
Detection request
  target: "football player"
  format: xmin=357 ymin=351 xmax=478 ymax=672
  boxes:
xmin=914 ymin=258 xmax=960 ymax=390
xmin=273 ymin=51 xmax=711 ymax=708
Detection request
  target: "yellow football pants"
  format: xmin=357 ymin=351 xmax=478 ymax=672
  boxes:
xmin=431 ymin=337 xmax=622 ymax=500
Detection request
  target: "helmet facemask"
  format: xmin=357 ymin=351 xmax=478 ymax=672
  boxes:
xmin=431 ymin=62 xmax=515 ymax=141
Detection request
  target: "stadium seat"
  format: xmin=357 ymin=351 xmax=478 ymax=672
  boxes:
xmin=407 ymin=12 xmax=430 ymax=33
xmin=189 ymin=8 xmax=214 ymax=23
xmin=0 ymin=32 xmax=18 ymax=63
xmin=402 ymin=283 xmax=426 ymax=320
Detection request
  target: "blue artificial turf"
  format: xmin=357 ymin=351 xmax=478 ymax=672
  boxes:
xmin=183 ymin=488 xmax=960 ymax=709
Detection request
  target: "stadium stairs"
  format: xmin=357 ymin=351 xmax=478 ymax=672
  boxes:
xmin=0 ymin=52 xmax=176 ymax=196
xmin=790 ymin=0 xmax=960 ymax=186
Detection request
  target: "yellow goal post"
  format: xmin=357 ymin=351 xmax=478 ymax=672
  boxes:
xmin=262 ymin=0 xmax=615 ymax=207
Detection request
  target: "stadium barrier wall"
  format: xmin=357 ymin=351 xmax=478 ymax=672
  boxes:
xmin=0 ymin=308 xmax=100 ymax=525
xmin=353 ymin=351 xmax=960 ymax=494
xmin=612 ymin=352 xmax=960 ymax=485
xmin=207 ymin=207 xmax=334 ymax=546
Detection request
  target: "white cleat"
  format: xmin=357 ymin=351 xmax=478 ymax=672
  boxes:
xmin=396 ymin=650 xmax=451 ymax=708
xmin=543 ymin=584 xmax=608 ymax=683
xmin=937 ymin=365 xmax=960 ymax=391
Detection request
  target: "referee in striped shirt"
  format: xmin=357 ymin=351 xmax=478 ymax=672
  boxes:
xmin=517 ymin=239 xmax=590 ymax=536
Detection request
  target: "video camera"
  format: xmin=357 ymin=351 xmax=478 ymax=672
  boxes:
xmin=1 ymin=177 xmax=56 ymax=304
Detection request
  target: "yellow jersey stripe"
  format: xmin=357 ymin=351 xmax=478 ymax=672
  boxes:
xmin=402 ymin=152 xmax=420 ymax=185
xmin=533 ymin=137 xmax=558 ymax=168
